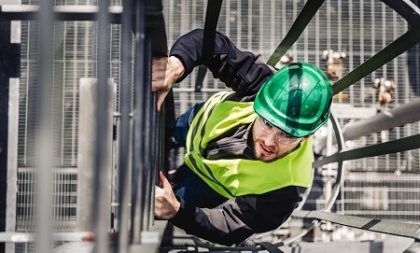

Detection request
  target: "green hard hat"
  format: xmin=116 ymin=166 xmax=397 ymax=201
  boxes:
xmin=254 ymin=62 xmax=332 ymax=138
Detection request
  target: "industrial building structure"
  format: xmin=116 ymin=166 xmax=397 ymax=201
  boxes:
xmin=0 ymin=0 xmax=419 ymax=252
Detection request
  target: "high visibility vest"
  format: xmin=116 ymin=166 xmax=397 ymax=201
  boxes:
xmin=185 ymin=92 xmax=313 ymax=198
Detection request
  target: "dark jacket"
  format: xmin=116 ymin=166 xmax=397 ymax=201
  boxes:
xmin=169 ymin=29 xmax=306 ymax=246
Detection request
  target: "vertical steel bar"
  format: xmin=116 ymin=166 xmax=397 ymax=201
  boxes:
xmin=141 ymin=38 xmax=152 ymax=232
xmin=77 ymin=78 xmax=97 ymax=231
xmin=153 ymin=102 xmax=164 ymax=227
xmin=148 ymin=91 xmax=157 ymax=229
xmin=93 ymin=0 xmax=111 ymax=252
xmin=117 ymin=0 xmax=133 ymax=250
xmin=131 ymin=0 xmax=146 ymax=243
xmin=349 ymin=0 xmax=354 ymax=105
xmin=36 ymin=0 xmax=54 ymax=251
xmin=78 ymin=78 xmax=114 ymax=244
xmin=6 ymin=78 xmax=19 ymax=253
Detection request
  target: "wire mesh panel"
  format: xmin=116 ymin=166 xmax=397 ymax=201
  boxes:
xmin=164 ymin=0 xmax=415 ymax=109
xmin=15 ymin=9 xmax=122 ymax=238
xmin=3 ymin=0 xmax=419 ymax=251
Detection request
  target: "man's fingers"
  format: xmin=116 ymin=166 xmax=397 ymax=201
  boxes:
xmin=152 ymin=57 xmax=168 ymax=66
xmin=152 ymin=71 xmax=166 ymax=91
xmin=159 ymin=171 xmax=172 ymax=189
xmin=155 ymin=185 xmax=164 ymax=196
xmin=152 ymin=57 xmax=168 ymax=92
xmin=156 ymin=90 xmax=169 ymax=112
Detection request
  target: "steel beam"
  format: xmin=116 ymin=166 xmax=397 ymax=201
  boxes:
xmin=77 ymin=78 xmax=114 ymax=234
xmin=294 ymin=210 xmax=420 ymax=241
xmin=404 ymin=241 xmax=420 ymax=253
xmin=35 ymin=0 xmax=54 ymax=251
xmin=314 ymin=133 xmax=420 ymax=167
xmin=342 ymin=98 xmax=420 ymax=141
xmin=380 ymin=0 xmax=420 ymax=26
xmin=0 ymin=21 xmax=20 ymax=253
xmin=0 ymin=232 xmax=95 ymax=243
xmin=131 ymin=0 xmax=147 ymax=243
xmin=5 ymin=79 xmax=19 ymax=253
xmin=116 ymin=0 xmax=133 ymax=251
xmin=92 ymin=0 xmax=112 ymax=251
xmin=0 ymin=5 xmax=122 ymax=22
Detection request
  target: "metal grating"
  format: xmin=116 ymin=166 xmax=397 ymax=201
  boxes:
xmin=16 ymin=10 xmax=122 ymax=234
xmin=4 ymin=0 xmax=419 ymax=249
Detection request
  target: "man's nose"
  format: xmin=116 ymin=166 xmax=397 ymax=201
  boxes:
xmin=264 ymin=132 xmax=277 ymax=147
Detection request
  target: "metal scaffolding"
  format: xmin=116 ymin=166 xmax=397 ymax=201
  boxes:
xmin=0 ymin=0 xmax=419 ymax=253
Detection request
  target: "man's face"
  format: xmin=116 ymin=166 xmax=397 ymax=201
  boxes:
xmin=252 ymin=116 xmax=303 ymax=162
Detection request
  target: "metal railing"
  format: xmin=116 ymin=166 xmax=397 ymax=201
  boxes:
xmin=1 ymin=0 xmax=420 ymax=253
xmin=0 ymin=0 xmax=172 ymax=252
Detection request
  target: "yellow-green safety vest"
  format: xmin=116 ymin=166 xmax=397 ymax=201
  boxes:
xmin=185 ymin=91 xmax=313 ymax=198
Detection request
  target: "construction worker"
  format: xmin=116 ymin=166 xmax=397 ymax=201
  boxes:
xmin=152 ymin=29 xmax=333 ymax=245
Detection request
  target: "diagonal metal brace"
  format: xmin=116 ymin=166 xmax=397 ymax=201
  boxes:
xmin=293 ymin=210 xmax=420 ymax=241
xmin=314 ymin=133 xmax=420 ymax=167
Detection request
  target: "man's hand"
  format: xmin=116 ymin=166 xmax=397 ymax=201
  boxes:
xmin=154 ymin=171 xmax=180 ymax=219
xmin=152 ymin=56 xmax=185 ymax=112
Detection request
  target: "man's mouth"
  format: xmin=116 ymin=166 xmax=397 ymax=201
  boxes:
xmin=260 ymin=143 xmax=274 ymax=156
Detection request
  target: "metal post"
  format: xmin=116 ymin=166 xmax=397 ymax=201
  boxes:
xmin=77 ymin=79 xmax=96 ymax=231
xmin=91 ymin=0 xmax=112 ymax=250
xmin=0 ymin=19 xmax=20 ymax=253
xmin=117 ymin=0 xmax=133 ymax=251
xmin=131 ymin=0 xmax=146 ymax=244
xmin=77 ymin=78 xmax=114 ymax=233
xmin=35 ymin=0 xmax=54 ymax=251
xmin=6 ymin=79 xmax=19 ymax=253
xmin=141 ymin=38 xmax=152 ymax=233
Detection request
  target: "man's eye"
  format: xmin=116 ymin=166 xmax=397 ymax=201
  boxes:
xmin=263 ymin=119 xmax=272 ymax=128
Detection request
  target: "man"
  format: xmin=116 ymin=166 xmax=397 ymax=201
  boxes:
xmin=152 ymin=29 xmax=332 ymax=245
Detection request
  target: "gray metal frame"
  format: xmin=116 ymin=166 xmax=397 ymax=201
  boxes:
xmin=35 ymin=0 xmax=54 ymax=252
xmin=0 ymin=1 xmax=169 ymax=253
xmin=1 ymin=0 xmax=420 ymax=252
xmin=6 ymin=78 xmax=19 ymax=253
xmin=116 ymin=0 xmax=133 ymax=251
xmin=0 ymin=5 xmax=123 ymax=23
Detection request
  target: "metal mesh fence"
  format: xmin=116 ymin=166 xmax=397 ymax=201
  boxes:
xmin=16 ymin=13 xmax=122 ymax=234
xmin=4 ymin=0 xmax=420 ymax=248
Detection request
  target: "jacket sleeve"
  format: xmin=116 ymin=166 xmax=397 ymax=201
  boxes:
xmin=169 ymin=29 xmax=274 ymax=101
xmin=169 ymin=186 xmax=304 ymax=246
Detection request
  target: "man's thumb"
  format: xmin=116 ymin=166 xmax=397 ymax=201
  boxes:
xmin=157 ymin=90 xmax=169 ymax=112
xmin=159 ymin=171 xmax=171 ymax=189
